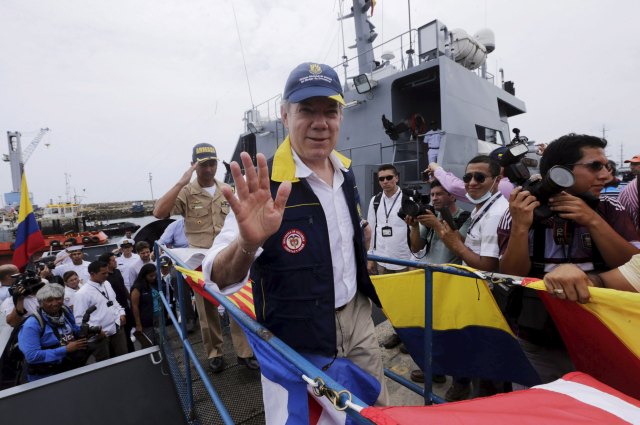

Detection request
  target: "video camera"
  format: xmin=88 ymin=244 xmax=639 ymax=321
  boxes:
xmin=500 ymin=129 xmax=575 ymax=221
xmin=77 ymin=305 xmax=102 ymax=342
xmin=397 ymin=189 xmax=434 ymax=220
xmin=8 ymin=271 xmax=45 ymax=303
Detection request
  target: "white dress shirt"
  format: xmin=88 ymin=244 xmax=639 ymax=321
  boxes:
xmin=203 ymin=149 xmax=358 ymax=308
xmin=367 ymin=187 xmax=415 ymax=270
xmin=74 ymin=280 xmax=125 ymax=336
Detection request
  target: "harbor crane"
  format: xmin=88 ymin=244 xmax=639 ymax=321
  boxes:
xmin=2 ymin=128 xmax=50 ymax=206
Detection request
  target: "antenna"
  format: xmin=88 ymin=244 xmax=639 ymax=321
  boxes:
xmin=339 ymin=0 xmax=349 ymax=91
xmin=406 ymin=0 xmax=414 ymax=68
xmin=148 ymin=172 xmax=154 ymax=200
xmin=230 ymin=1 xmax=254 ymax=108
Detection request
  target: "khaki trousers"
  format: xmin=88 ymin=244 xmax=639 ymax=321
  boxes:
xmin=194 ymin=292 xmax=253 ymax=359
xmin=335 ymin=292 xmax=390 ymax=406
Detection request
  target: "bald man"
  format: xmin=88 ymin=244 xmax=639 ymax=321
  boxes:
xmin=0 ymin=264 xmax=19 ymax=304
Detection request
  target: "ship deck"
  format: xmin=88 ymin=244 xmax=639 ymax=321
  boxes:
xmin=164 ymin=315 xmax=446 ymax=424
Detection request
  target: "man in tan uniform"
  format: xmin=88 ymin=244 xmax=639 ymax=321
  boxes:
xmin=154 ymin=143 xmax=257 ymax=372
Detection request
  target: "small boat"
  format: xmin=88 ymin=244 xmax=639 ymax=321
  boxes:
xmin=0 ymin=202 xmax=110 ymax=266
xmin=84 ymin=221 xmax=140 ymax=237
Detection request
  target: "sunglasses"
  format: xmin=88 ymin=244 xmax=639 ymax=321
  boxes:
xmin=569 ymin=161 xmax=608 ymax=172
xmin=378 ymin=175 xmax=395 ymax=182
xmin=462 ymin=172 xmax=490 ymax=183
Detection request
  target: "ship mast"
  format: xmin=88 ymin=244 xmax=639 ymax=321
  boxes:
xmin=342 ymin=0 xmax=378 ymax=75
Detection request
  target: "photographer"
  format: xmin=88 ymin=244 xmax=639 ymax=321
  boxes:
xmin=17 ymin=284 xmax=88 ymax=382
xmin=498 ymin=134 xmax=640 ymax=278
xmin=406 ymin=180 xmax=470 ymax=263
xmin=2 ymin=271 xmax=45 ymax=327
xmin=497 ymin=134 xmax=639 ymax=384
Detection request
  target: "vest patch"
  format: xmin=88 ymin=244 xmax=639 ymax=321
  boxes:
xmin=282 ymin=229 xmax=306 ymax=254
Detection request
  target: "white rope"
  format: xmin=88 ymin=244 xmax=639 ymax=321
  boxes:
xmin=345 ymin=400 xmax=364 ymax=413
xmin=302 ymin=374 xmax=318 ymax=387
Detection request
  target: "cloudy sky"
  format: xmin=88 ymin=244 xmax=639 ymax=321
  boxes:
xmin=1 ymin=0 xmax=638 ymax=206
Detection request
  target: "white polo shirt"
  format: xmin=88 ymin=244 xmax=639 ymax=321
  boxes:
xmin=463 ymin=192 xmax=508 ymax=263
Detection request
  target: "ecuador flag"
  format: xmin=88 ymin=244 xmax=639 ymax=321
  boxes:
xmin=12 ymin=174 xmax=45 ymax=271
xmin=527 ymin=280 xmax=640 ymax=399
xmin=372 ymin=268 xmax=541 ymax=387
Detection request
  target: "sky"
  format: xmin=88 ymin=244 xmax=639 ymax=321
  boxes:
xmin=1 ymin=0 xmax=639 ymax=206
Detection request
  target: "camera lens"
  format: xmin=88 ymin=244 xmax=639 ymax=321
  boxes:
xmin=547 ymin=166 xmax=575 ymax=189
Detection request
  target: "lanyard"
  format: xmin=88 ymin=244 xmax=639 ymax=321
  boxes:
xmin=382 ymin=190 xmax=402 ymax=224
xmin=90 ymin=282 xmax=111 ymax=302
xmin=467 ymin=193 xmax=502 ymax=235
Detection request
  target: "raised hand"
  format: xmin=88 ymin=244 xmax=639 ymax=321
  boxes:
xmin=221 ymin=152 xmax=291 ymax=251
xmin=177 ymin=163 xmax=198 ymax=187
xmin=508 ymin=187 xmax=539 ymax=230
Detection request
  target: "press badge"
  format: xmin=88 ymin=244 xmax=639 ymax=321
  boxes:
xmin=381 ymin=226 xmax=393 ymax=237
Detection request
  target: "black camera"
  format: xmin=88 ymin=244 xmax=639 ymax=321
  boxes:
xmin=499 ymin=128 xmax=539 ymax=184
xmin=8 ymin=271 xmax=45 ymax=302
xmin=499 ymin=129 xmax=575 ymax=221
xmin=78 ymin=305 xmax=102 ymax=342
xmin=397 ymin=190 xmax=434 ymax=220
xmin=522 ymin=166 xmax=575 ymax=221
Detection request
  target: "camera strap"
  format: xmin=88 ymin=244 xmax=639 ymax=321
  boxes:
xmin=90 ymin=282 xmax=111 ymax=302
xmin=467 ymin=192 xmax=502 ymax=236
xmin=552 ymin=218 xmax=573 ymax=247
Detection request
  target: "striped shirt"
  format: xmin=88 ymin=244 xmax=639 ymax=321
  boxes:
xmin=497 ymin=197 xmax=640 ymax=275
xmin=618 ymin=177 xmax=639 ymax=231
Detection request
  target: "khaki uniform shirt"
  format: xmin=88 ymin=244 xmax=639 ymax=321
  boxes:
xmin=171 ymin=179 xmax=230 ymax=249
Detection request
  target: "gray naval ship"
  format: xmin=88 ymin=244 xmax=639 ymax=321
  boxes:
xmin=228 ymin=0 xmax=526 ymax=205
xmin=0 ymin=3 xmax=531 ymax=424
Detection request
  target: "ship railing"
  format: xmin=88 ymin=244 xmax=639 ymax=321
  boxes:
xmin=154 ymin=243 xmax=376 ymax=424
xmin=154 ymin=242 xmax=521 ymax=423
xmin=243 ymin=94 xmax=283 ymax=132
xmin=336 ymin=29 xmax=420 ymax=81
xmin=337 ymin=139 xmax=424 ymax=179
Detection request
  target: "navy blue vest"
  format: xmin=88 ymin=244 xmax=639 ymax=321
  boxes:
xmin=250 ymin=162 xmax=380 ymax=356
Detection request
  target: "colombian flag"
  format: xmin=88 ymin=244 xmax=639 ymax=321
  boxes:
xmin=372 ymin=268 xmax=541 ymax=386
xmin=12 ymin=173 xmax=45 ymax=271
xmin=527 ymin=280 xmax=640 ymax=399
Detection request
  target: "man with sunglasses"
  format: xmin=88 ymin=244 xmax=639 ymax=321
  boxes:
xmin=436 ymin=155 xmax=508 ymax=272
xmin=366 ymin=164 xmax=415 ymax=276
xmin=497 ymin=134 xmax=639 ymax=384
xmin=498 ymin=134 xmax=639 ymax=279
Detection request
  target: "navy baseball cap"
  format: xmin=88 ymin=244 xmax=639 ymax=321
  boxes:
xmin=283 ymin=62 xmax=345 ymax=105
xmin=192 ymin=143 xmax=218 ymax=164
